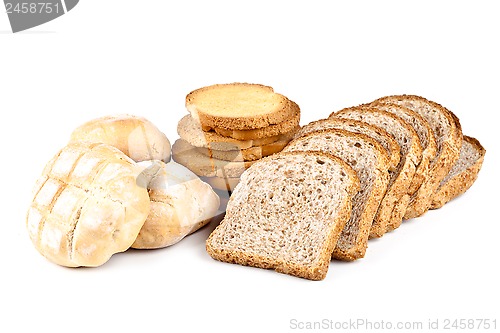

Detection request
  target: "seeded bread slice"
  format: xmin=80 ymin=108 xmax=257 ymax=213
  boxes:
xmin=186 ymin=83 xmax=294 ymax=130
xmin=372 ymin=95 xmax=462 ymax=219
xmin=178 ymin=115 xmax=281 ymax=151
xmin=196 ymin=129 xmax=297 ymax=162
xmin=283 ymin=129 xmax=390 ymax=260
xmin=295 ymin=118 xmax=401 ymax=173
xmin=206 ymin=152 xmax=360 ymax=280
xmin=172 ymin=139 xmax=255 ymax=178
xmin=210 ymin=101 xmax=301 ymax=140
xmin=431 ymin=136 xmax=485 ymax=209
xmin=367 ymin=102 xmax=438 ymax=195
xmin=330 ymin=107 xmax=423 ymax=234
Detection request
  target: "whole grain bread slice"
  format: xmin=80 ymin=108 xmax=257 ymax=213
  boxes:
xmin=211 ymin=101 xmax=301 ymax=140
xmin=367 ymin=102 xmax=438 ymax=195
xmin=178 ymin=115 xmax=281 ymax=151
xmin=371 ymin=95 xmax=462 ymax=219
xmin=196 ymin=129 xmax=297 ymax=162
xmin=206 ymin=151 xmax=360 ymax=280
xmin=294 ymin=118 xmax=401 ymax=172
xmin=172 ymin=139 xmax=255 ymax=178
xmin=186 ymin=83 xmax=295 ymax=130
xmin=283 ymin=129 xmax=391 ymax=260
xmin=330 ymin=107 xmax=423 ymax=234
xmin=431 ymin=135 xmax=485 ymax=209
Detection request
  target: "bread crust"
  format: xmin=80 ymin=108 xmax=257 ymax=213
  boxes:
xmin=186 ymin=83 xmax=296 ymax=130
xmin=206 ymin=151 xmax=360 ymax=280
xmin=284 ymin=129 xmax=391 ymax=261
xmin=430 ymin=136 xmax=485 ymax=209
xmin=26 ymin=142 xmax=150 ymax=267
xmin=372 ymin=95 xmax=462 ymax=219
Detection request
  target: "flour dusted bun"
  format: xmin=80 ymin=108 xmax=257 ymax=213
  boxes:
xmin=26 ymin=142 xmax=151 ymax=267
xmin=132 ymin=161 xmax=220 ymax=249
xmin=69 ymin=114 xmax=171 ymax=162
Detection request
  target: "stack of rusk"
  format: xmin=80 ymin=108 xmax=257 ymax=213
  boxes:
xmin=172 ymin=83 xmax=301 ymax=210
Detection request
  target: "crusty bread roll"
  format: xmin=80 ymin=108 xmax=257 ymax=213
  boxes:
xmin=132 ymin=160 xmax=220 ymax=249
xmin=26 ymin=142 xmax=151 ymax=267
xmin=69 ymin=115 xmax=171 ymax=162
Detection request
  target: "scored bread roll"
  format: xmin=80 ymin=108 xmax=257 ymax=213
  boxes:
xmin=132 ymin=161 xmax=220 ymax=249
xmin=69 ymin=114 xmax=171 ymax=162
xmin=26 ymin=142 xmax=151 ymax=267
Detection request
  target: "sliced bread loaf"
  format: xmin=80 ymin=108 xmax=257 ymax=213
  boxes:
xmin=431 ymin=136 xmax=485 ymax=209
xmin=172 ymin=139 xmax=255 ymax=178
xmin=212 ymin=101 xmax=301 ymax=140
xmin=206 ymin=152 xmax=360 ymax=280
xmin=367 ymin=102 xmax=438 ymax=195
xmin=283 ymin=129 xmax=390 ymax=260
xmin=330 ymin=107 xmax=423 ymax=234
xmin=371 ymin=95 xmax=462 ymax=219
xmin=294 ymin=118 xmax=401 ymax=173
xmin=186 ymin=83 xmax=294 ymax=130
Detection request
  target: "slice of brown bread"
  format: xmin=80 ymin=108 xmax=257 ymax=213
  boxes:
xmin=206 ymin=152 xmax=360 ymax=280
xmin=186 ymin=83 xmax=294 ymax=130
xmin=283 ymin=129 xmax=390 ymax=260
xmin=294 ymin=118 xmax=401 ymax=173
xmin=431 ymin=135 xmax=485 ymax=209
xmin=330 ymin=107 xmax=423 ymax=234
xmin=178 ymin=115 xmax=281 ymax=151
xmin=172 ymin=139 xmax=255 ymax=178
xmin=367 ymin=102 xmax=438 ymax=195
xmin=196 ymin=130 xmax=296 ymax=162
xmin=371 ymin=95 xmax=462 ymax=219
xmin=211 ymin=101 xmax=301 ymax=140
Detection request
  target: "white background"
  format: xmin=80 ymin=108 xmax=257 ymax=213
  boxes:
xmin=1 ymin=1 xmax=499 ymax=332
